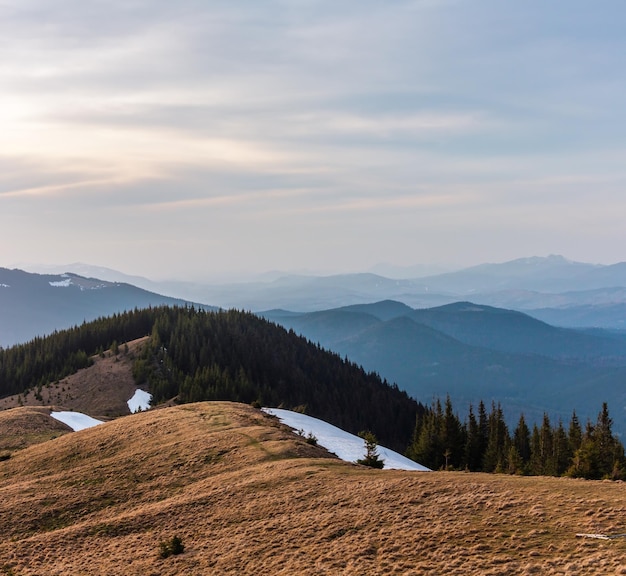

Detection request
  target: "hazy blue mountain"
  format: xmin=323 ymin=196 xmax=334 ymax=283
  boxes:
xmin=469 ymin=287 xmax=626 ymax=310
xmin=526 ymin=303 xmax=626 ymax=330
xmin=408 ymin=302 xmax=626 ymax=361
xmin=20 ymin=256 xmax=626 ymax=329
xmin=263 ymin=300 xmax=626 ymax=432
xmin=367 ymin=262 xmax=450 ymax=278
xmin=186 ymin=273 xmax=451 ymax=312
xmin=570 ymin=261 xmax=626 ymax=290
xmin=265 ymin=300 xmax=626 ymax=365
xmin=18 ymin=262 xmax=157 ymax=289
xmin=206 ymin=256 xmax=626 ymax=325
xmin=332 ymin=315 xmax=620 ymax=428
xmin=261 ymin=309 xmax=381 ymax=347
xmin=0 ymin=268 xmax=214 ymax=347
xmin=335 ymin=300 xmax=415 ymax=321
xmin=414 ymin=255 xmax=603 ymax=294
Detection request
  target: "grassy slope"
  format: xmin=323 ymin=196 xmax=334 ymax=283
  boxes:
xmin=0 ymin=406 xmax=71 ymax=453
xmin=0 ymin=337 xmax=147 ymax=420
xmin=1 ymin=401 xmax=625 ymax=575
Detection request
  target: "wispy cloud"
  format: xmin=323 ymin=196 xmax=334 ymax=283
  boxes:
xmin=1 ymin=0 xmax=626 ymax=275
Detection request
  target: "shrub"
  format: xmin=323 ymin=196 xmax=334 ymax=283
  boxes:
xmin=159 ymin=535 xmax=185 ymax=558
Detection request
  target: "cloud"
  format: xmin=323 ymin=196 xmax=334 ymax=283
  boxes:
xmin=1 ymin=0 xmax=626 ymax=276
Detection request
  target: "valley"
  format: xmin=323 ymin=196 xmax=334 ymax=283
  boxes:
xmin=262 ymin=301 xmax=626 ymax=433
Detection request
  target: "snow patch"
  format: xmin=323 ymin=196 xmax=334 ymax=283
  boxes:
xmin=0 ymin=284 xmax=9 ymax=288
xmin=263 ymin=408 xmax=430 ymax=471
xmin=127 ymin=389 xmax=152 ymax=413
xmin=49 ymin=278 xmax=72 ymax=287
xmin=50 ymin=411 xmax=103 ymax=431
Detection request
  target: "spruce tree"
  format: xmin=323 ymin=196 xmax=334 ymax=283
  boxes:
xmin=441 ymin=395 xmax=464 ymax=469
xmin=482 ymin=402 xmax=509 ymax=473
xmin=463 ymin=404 xmax=482 ymax=471
xmin=512 ymin=413 xmax=531 ymax=474
xmin=553 ymin=420 xmax=570 ymax=476
xmin=568 ymin=410 xmax=582 ymax=454
xmin=358 ymin=431 xmax=385 ymax=469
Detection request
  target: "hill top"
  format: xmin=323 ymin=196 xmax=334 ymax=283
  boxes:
xmin=1 ymin=401 xmax=625 ymax=575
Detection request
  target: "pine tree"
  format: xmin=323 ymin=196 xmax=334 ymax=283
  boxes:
xmin=529 ymin=424 xmax=541 ymax=475
xmin=540 ymin=413 xmax=556 ymax=476
xmin=512 ymin=413 xmax=531 ymax=474
xmin=441 ymin=395 xmax=464 ymax=470
xmin=482 ymin=402 xmax=509 ymax=473
xmin=553 ymin=420 xmax=570 ymax=476
xmin=358 ymin=431 xmax=385 ymax=469
xmin=477 ymin=400 xmax=489 ymax=470
xmin=568 ymin=410 xmax=582 ymax=454
xmin=463 ymin=404 xmax=482 ymax=471
xmin=408 ymin=402 xmax=443 ymax=470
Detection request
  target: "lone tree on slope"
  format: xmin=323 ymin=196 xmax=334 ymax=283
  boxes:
xmin=358 ymin=431 xmax=385 ymax=469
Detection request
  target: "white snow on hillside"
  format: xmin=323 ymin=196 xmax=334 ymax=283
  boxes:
xmin=127 ymin=389 xmax=152 ymax=413
xmin=50 ymin=411 xmax=103 ymax=431
xmin=49 ymin=278 xmax=72 ymax=287
xmin=263 ymin=408 xmax=430 ymax=471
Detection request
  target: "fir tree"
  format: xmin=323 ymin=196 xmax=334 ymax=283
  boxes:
xmin=463 ymin=404 xmax=483 ymax=471
xmin=512 ymin=413 xmax=531 ymax=474
xmin=358 ymin=431 xmax=385 ymax=469
xmin=482 ymin=402 xmax=509 ymax=473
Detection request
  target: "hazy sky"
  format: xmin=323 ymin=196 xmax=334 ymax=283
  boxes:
xmin=1 ymin=0 xmax=625 ymax=280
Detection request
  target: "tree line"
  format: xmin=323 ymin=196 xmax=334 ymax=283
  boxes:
xmin=132 ymin=306 xmax=423 ymax=452
xmin=1 ymin=304 xmax=624 ymax=478
xmin=0 ymin=307 xmax=157 ymax=397
xmin=407 ymin=396 xmax=625 ymax=480
xmin=0 ymin=306 xmax=423 ymax=452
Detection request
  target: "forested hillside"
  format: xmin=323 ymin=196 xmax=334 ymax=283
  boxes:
xmin=407 ymin=396 xmax=626 ymax=480
xmin=0 ymin=306 xmax=423 ymax=452
xmin=263 ymin=300 xmax=626 ymax=433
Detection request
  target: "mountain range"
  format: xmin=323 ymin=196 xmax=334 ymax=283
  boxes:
xmin=262 ymin=300 xmax=626 ymax=432
xmin=0 ymin=267 xmax=215 ymax=348
xmin=21 ymin=255 xmax=626 ymax=329
xmin=3 ymin=257 xmax=626 ymax=432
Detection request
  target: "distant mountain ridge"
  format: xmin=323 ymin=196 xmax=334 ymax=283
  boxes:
xmin=0 ymin=268 xmax=214 ymax=347
xmin=16 ymin=256 xmax=626 ymax=328
xmin=4 ymin=261 xmax=626 ymax=436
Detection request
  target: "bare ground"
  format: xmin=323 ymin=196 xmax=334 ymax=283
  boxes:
xmin=0 ymin=401 xmax=624 ymax=575
xmin=0 ymin=337 xmax=148 ymax=420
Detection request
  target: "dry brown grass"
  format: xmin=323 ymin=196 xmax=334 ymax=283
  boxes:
xmin=0 ymin=401 xmax=625 ymax=575
xmin=0 ymin=337 xmax=148 ymax=420
xmin=0 ymin=406 xmax=71 ymax=453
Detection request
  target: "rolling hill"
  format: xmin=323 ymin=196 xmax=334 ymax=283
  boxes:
xmin=1 ymin=401 xmax=625 ymax=575
xmin=0 ymin=306 xmax=423 ymax=452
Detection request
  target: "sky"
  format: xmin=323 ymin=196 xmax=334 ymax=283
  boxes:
xmin=1 ymin=0 xmax=626 ymax=281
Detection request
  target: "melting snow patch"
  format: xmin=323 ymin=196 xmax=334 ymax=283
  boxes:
xmin=49 ymin=278 xmax=72 ymax=287
xmin=263 ymin=408 xmax=430 ymax=471
xmin=127 ymin=389 xmax=152 ymax=413
xmin=50 ymin=411 xmax=103 ymax=431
